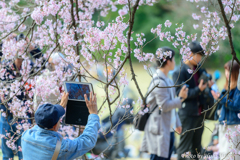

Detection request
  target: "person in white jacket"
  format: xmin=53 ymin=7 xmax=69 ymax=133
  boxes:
xmin=140 ymin=47 xmax=188 ymax=160
xmin=33 ymin=52 xmax=67 ymax=110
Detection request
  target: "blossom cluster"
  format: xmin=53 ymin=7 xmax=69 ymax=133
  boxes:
xmin=0 ymin=0 xmax=239 ymax=155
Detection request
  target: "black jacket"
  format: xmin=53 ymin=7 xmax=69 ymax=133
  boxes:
xmin=173 ymin=63 xmax=214 ymax=116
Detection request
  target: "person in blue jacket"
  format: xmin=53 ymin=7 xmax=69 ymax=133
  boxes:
xmin=211 ymin=60 xmax=240 ymax=159
xmin=22 ymin=92 xmax=100 ymax=160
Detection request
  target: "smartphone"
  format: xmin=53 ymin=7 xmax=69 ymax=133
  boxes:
xmin=181 ymin=82 xmax=189 ymax=88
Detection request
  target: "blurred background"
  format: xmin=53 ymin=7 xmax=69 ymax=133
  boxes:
xmin=89 ymin=1 xmax=239 ymax=159
xmin=2 ymin=0 xmax=240 ymax=159
xmin=89 ymin=1 xmax=240 ymax=159
xmin=88 ymin=63 xmax=225 ymax=160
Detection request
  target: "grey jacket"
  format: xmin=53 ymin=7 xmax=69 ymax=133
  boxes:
xmin=140 ymin=69 xmax=182 ymax=158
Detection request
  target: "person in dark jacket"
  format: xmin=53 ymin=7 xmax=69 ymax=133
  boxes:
xmin=0 ymin=33 xmax=42 ymax=160
xmin=211 ymin=60 xmax=240 ymax=159
xmin=16 ymin=33 xmax=43 ymax=61
xmin=0 ymin=57 xmax=26 ymax=160
xmin=172 ymin=41 xmax=214 ymax=160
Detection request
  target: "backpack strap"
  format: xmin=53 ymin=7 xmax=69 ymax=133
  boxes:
xmin=51 ymin=137 xmax=62 ymax=160
xmin=147 ymin=77 xmax=167 ymax=94
xmin=150 ymin=77 xmax=167 ymax=89
xmin=150 ymin=105 xmax=159 ymax=114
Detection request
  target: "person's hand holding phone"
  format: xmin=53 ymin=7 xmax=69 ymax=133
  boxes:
xmin=60 ymin=92 xmax=69 ymax=108
xmin=179 ymin=85 xmax=188 ymax=102
xmin=84 ymin=92 xmax=98 ymax=115
xmin=211 ymin=90 xmax=220 ymax=100
xmin=198 ymin=79 xmax=208 ymax=91
xmin=208 ymin=80 xmax=214 ymax=88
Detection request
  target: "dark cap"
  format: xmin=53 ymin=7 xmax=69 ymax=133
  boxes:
xmin=189 ymin=41 xmax=205 ymax=56
xmin=35 ymin=103 xmax=65 ymax=129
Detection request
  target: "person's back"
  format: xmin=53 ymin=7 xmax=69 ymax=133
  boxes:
xmin=22 ymin=114 xmax=99 ymax=160
xmin=22 ymin=92 xmax=100 ymax=160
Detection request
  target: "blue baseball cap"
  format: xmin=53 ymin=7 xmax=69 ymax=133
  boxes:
xmin=35 ymin=103 xmax=65 ymax=129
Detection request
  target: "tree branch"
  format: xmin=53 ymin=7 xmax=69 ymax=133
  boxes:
xmin=217 ymin=0 xmax=238 ymax=64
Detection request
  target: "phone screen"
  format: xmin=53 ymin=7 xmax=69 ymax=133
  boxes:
xmin=65 ymin=83 xmax=91 ymax=101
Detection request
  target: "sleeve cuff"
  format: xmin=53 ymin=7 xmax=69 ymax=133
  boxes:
xmin=88 ymin=114 xmax=100 ymax=121
xmin=175 ymin=98 xmax=182 ymax=108
xmin=219 ymin=97 xmax=227 ymax=105
xmin=196 ymin=86 xmax=201 ymax=93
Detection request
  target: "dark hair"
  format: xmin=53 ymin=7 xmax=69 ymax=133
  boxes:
xmin=189 ymin=41 xmax=205 ymax=56
xmin=156 ymin=47 xmax=175 ymax=68
xmin=224 ymin=60 xmax=239 ymax=90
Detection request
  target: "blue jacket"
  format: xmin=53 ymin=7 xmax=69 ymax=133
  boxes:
xmin=21 ymin=114 xmax=100 ymax=160
xmin=217 ymin=88 xmax=240 ymax=125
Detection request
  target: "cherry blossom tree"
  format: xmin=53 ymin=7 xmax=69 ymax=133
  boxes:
xmin=0 ymin=0 xmax=240 ymax=159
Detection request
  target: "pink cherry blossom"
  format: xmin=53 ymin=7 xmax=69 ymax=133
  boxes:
xmin=193 ymin=24 xmax=199 ymax=29
xmin=192 ymin=13 xmax=201 ymax=20
xmin=164 ymin=20 xmax=172 ymax=28
xmin=118 ymin=0 xmax=128 ymax=5
xmin=118 ymin=8 xmax=128 ymax=16
xmin=188 ymin=69 xmax=193 ymax=74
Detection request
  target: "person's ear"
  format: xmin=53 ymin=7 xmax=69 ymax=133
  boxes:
xmin=189 ymin=52 xmax=194 ymax=60
xmin=166 ymin=59 xmax=171 ymax=66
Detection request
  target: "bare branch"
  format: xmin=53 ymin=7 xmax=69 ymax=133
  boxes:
xmin=217 ymin=0 xmax=239 ymax=64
